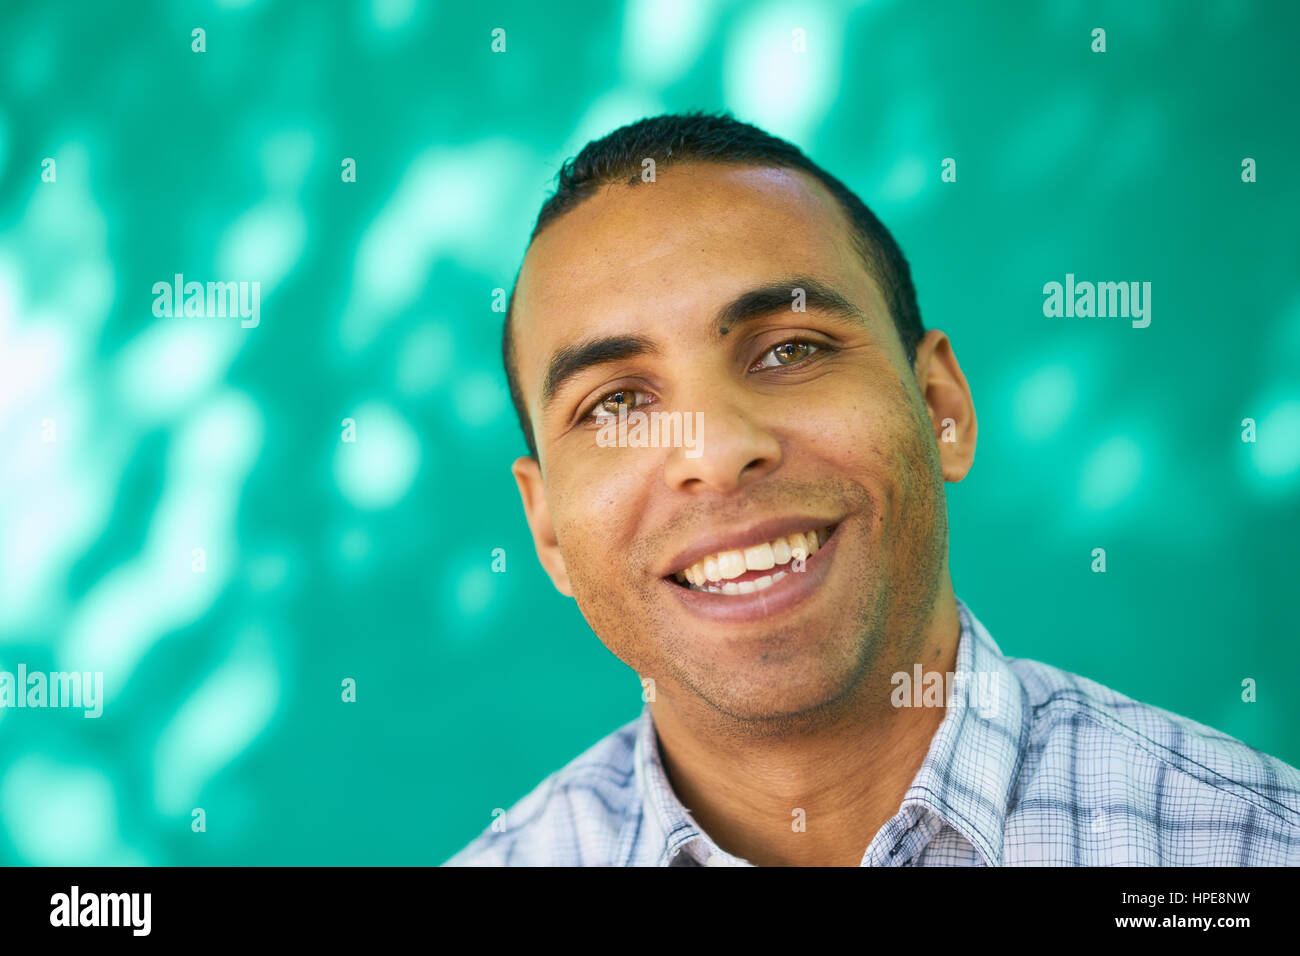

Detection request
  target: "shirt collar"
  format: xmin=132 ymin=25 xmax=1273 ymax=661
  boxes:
xmin=624 ymin=596 xmax=1029 ymax=866
xmin=891 ymin=595 xmax=1029 ymax=865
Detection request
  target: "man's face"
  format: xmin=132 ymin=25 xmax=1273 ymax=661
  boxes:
xmin=509 ymin=163 xmax=974 ymax=727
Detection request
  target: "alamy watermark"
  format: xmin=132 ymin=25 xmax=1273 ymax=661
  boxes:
xmin=0 ymin=665 xmax=103 ymax=718
xmin=1042 ymin=273 xmax=1150 ymax=328
xmin=50 ymin=886 xmax=150 ymax=936
xmin=596 ymin=406 xmax=703 ymax=458
xmin=891 ymin=665 xmax=1002 ymax=719
xmin=152 ymin=273 xmax=260 ymax=328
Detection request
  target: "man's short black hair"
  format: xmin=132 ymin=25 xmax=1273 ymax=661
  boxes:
xmin=502 ymin=110 xmax=925 ymax=459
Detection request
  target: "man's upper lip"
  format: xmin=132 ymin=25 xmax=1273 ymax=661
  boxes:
xmin=660 ymin=515 xmax=841 ymax=577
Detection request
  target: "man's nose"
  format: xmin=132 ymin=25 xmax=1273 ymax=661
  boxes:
xmin=662 ymin=393 xmax=782 ymax=495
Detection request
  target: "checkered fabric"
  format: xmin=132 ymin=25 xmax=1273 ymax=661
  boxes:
xmin=445 ymin=597 xmax=1300 ymax=866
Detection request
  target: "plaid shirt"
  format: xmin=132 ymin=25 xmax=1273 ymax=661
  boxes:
xmin=445 ymin=597 xmax=1300 ymax=866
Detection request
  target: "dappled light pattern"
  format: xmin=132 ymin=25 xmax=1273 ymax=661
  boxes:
xmin=0 ymin=1 xmax=1295 ymax=864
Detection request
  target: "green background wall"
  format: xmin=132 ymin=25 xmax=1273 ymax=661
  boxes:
xmin=0 ymin=0 xmax=1296 ymax=865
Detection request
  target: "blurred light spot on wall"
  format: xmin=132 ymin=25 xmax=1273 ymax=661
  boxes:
xmin=345 ymin=142 xmax=530 ymax=351
xmin=1 ymin=145 xmax=113 ymax=381
xmin=21 ymin=142 xmax=107 ymax=259
xmin=59 ymin=393 xmax=263 ymax=685
xmin=217 ymin=199 xmax=306 ymax=297
xmin=1243 ymin=393 xmax=1300 ymax=494
xmin=117 ymin=323 xmax=243 ymax=423
xmin=878 ymin=155 xmax=928 ymax=203
xmin=455 ymin=563 xmax=494 ymax=620
xmin=0 ymin=252 xmax=107 ymax=633
xmin=621 ymin=0 xmax=716 ymax=86
xmin=337 ymin=526 xmax=372 ymax=566
xmin=0 ymin=305 xmax=74 ymax=423
xmin=454 ymin=371 xmax=506 ymax=427
xmin=246 ymin=548 xmax=292 ymax=593
xmin=59 ymin=258 xmax=115 ymax=331
xmin=168 ymin=389 xmax=264 ymax=482
xmin=0 ymin=252 xmax=18 ymax=336
xmin=369 ymin=0 xmax=416 ymax=31
xmin=153 ymin=625 xmax=280 ymax=816
xmin=1079 ymin=434 xmax=1143 ymax=512
xmin=334 ymin=400 xmax=421 ymax=509
xmin=259 ymin=129 xmax=317 ymax=195
xmin=2 ymin=756 xmax=122 ymax=865
xmin=61 ymin=553 xmax=221 ymax=690
xmin=0 ymin=459 xmax=107 ymax=637
xmin=725 ymin=1 xmax=841 ymax=146
xmin=396 ymin=321 xmax=452 ymax=396
xmin=1014 ymin=363 xmax=1078 ymax=441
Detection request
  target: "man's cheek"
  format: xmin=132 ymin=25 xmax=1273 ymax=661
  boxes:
xmin=794 ymin=403 xmax=897 ymax=473
xmin=557 ymin=521 xmax=628 ymax=601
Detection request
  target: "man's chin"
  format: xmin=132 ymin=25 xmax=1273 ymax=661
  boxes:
xmin=666 ymin=644 xmax=871 ymax=729
xmin=679 ymin=687 xmax=863 ymax=733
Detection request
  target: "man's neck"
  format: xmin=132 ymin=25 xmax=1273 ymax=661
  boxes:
xmin=649 ymin=595 xmax=961 ymax=867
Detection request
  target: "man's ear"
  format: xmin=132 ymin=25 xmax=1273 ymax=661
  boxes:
xmin=912 ymin=329 xmax=977 ymax=482
xmin=511 ymin=455 xmax=575 ymax=597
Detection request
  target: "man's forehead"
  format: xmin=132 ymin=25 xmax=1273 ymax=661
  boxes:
xmin=513 ymin=163 xmax=866 ymax=354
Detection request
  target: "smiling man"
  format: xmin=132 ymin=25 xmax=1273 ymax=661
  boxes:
xmin=446 ymin=112 xmax=1300 ymax=867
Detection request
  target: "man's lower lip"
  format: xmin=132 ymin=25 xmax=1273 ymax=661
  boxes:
xmin=661 ymin=527 xmax=841 ymax=623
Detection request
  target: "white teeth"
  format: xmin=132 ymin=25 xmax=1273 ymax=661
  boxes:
xmin=787 ymin=532 xmax=808 ymax=561
xmin=675 ymin=527 xmax=830 ymax=593
xmin=743 ymin=542 xmax=775 ymax=571
xmin=717 ymin=551 xmax=746 ymax=580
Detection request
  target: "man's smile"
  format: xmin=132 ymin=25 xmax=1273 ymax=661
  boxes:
xmin=670 ymin=525 xmax=834 ymax=592
xmin=659 ymin=518 xmax=846 ymax=624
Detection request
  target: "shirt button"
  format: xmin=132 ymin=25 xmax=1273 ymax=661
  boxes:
xmin=705 ymin=853 xmax=731 ymax=866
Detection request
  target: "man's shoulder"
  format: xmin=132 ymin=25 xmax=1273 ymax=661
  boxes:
xmin=1005 ymin=653 xmax=1300 ymax=863
xmin=441 ymin=715 xmax=643 ymax=867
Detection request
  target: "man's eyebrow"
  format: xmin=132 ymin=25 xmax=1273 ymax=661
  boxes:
xmin=714 ymin=276 xmax=866 ymax=336
xmin=538 ymin=277 xmax=861 ymax=410
xmin=541 ymin=333 xmax=659 ymax=408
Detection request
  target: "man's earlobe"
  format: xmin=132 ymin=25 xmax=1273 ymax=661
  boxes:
xmin=913 ymin=330 xmax=978 ymax=482
xmin=511 ymin=455 xmax=575 ymax=597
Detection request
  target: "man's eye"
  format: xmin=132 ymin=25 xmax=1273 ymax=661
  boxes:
xmin=587 ymin=389 xmax=650 ymax=420
xmin=752 ymin=340 xmax=820 ymax=370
